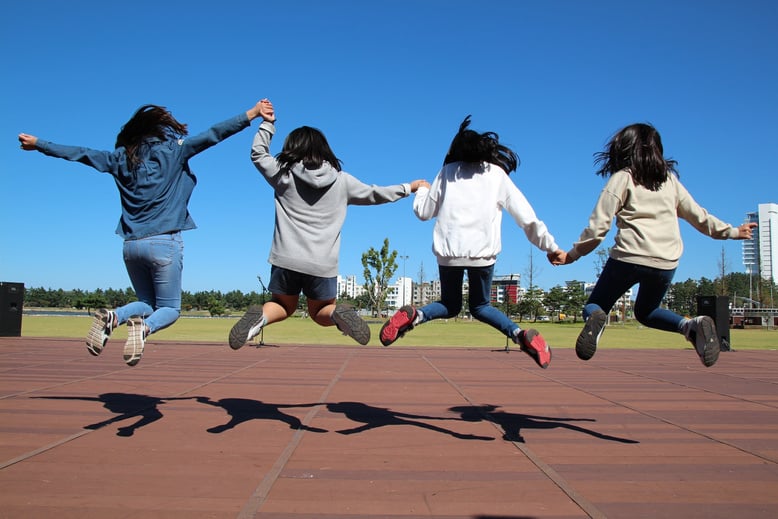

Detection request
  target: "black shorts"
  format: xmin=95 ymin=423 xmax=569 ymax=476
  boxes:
xmin=268 ymin=265 xmax=338 ymax=300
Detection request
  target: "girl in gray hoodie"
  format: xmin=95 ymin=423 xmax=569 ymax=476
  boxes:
xmin=229 ymin=99 xmax=427 ymax=349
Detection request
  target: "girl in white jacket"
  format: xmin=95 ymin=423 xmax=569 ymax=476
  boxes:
xmin=379 ymin=116 xmax=561 ymax=368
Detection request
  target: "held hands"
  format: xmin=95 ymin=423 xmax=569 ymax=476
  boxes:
xmin=737 ymin=222 xmax=758 ymax=240
xmin=259 ymin=98 xmax=275 ymax=122
xmin=410 ymin=179 xmax=430 ymax=193
xmin=247 ymin=98 xmax=276 ymax=122
xmin=18 ymin=133 xmax=38 ymax=150
xmin=547 ymin=249 xmax=573 ymax=266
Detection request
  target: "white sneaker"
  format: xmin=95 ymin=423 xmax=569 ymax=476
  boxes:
xmin=124 ymin=317 xmax=146 ymax=367
xmin=86 ymin=309 xmax=115 ymax=356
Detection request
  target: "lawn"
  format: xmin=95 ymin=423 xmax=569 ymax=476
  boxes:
xmin=18 ymin=312 xmax=777 ymax=350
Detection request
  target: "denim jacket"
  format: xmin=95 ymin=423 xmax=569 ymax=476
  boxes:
xmin=36 ymin=113 xmax=250 ymax=240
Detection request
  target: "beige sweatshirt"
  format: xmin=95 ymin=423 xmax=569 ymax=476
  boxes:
xmin=567 ymin=170 xmax=739 ymax=270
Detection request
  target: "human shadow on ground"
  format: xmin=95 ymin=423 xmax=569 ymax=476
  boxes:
xmin=449 ymin=404 xmax=639 ymax=444
xmin=326 ymin=401 xmax=494 ymax=441
xmin=195 ymin=397 xmax=327 ymax=434
xmin=32 ymin=393 xmax=196 ymax=437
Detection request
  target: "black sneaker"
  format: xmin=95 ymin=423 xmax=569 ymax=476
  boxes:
xmin=683 ymin=316 xmax=720 ymax=367
xmin=86 ymin=308 xmax=115 ymax=356
xmin=332 ymin=304 xmax=371 ymax=345
xmin=379 ymin=305 xmax=417 ymax=346
xmin=576 ymin=309 xmax=607 ymax=361
xmin=229 ymin=305 xmax=265 ymax=350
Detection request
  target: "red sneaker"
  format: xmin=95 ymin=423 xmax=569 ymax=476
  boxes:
xmin=379 ymin=306 xmax=417 ymax=346
xmin=517 ymin=329 xmax=551 ymax=369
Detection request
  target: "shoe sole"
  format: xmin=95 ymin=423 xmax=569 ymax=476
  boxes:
xmin=379 ymin=306 xmax=416 ymax=346
xmin=696 ymin=316 xmax=720 ymax=367
xmin=86 ymin=309 xmax=111 ymax=356
xmin=123 ymin=318 xmax=145 ymax=367
xmin=332 ymin=305 xmax=371 ymax=345
xmin=576 ymin=310 xmax=606 ymax=361
xmin=520 ymin=329 xmax=552 ymax=369
xmin=229 ymin=305 xmax=264 ymax=350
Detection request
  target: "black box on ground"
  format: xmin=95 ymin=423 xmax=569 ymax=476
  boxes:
xmin=697 ymin=295 xmax=730 ymax=351
xmin=0 ymin=282 xmax=24 ymax=337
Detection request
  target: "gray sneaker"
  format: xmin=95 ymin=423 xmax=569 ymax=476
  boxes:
xmin=575 ymin=309 xmax=607 ymax=361
xmin=86 ymin=308 xmax=115 ymax=356
xmin=682 ymin=316 xmax=720 ymax=367
xmin=229 ymin=305 xmax=265 ymax=350
xmin=331 ymin=304 xmax=371 ymax=345
xmin=123 ymin=317 xmax=146 ymax=367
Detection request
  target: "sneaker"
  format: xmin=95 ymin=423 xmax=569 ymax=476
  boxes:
xmin=379 ymin=305 xmax=417 ymax=347
xmin=517 ymin=329 xmax=552 ymax=369
xmin=123 ymin=317 xmax=146 ymax=367
xmin=575 ymin=309 xmax=607 ymax=361
xmin=86 ymin=308 xmax=115 ymax=356
xmin=229 ymin=305 xmax=265 ymax=350
xmin=683 ymin=315 xmax=720 ymax=367
xmin=331 ymin=304 xmax=371 ymax=345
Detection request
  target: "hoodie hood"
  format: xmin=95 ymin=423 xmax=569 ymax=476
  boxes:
xmin=290 ymin=161 xmax=340 ymax=189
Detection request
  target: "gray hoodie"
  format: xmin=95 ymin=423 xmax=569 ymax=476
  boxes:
xmin=251 ymin=121 xmax=410 ymax=277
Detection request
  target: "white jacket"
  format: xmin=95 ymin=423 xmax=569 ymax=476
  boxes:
xmin=413 ymin=161 xmax=558 ymax=267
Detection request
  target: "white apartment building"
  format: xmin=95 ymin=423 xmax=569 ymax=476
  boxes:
xmin=336 ymin=275 xmax=366 ymax=299
xmin=744 ymin=203 xmax=778 ymax=282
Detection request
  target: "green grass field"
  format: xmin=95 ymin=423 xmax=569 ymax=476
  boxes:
xmin=18 ymin=312 xmax=777 ymax=350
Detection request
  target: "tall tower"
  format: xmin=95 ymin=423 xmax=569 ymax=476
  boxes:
xmin=744 ymin=203 xmax=778 ymax=282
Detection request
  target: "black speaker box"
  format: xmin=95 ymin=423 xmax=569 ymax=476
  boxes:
xmin=0 ymin=282 xmax=24 ymax=337
xmin=696 ymin=295 xmax=730 ymax=351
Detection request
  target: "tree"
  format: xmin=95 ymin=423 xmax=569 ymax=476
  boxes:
xmin=543 ymin=286 xmax=566 ymax=319
xmin=362 ymin=238 xmax=398 ymax=317
xmin=564 ymin=280 xmax=587 ymax=322
xmin=207 ymin=298 xmax=226 ymax=317
xmin=717 ymin=246 xmax=729 ymax=296
xmin=666 ymin=278 xmax=699 ymax=316
xmin=416 ymin=261 xmax=426 ymax=306
xmin=523 ymin=249 xmax=543 ymax=321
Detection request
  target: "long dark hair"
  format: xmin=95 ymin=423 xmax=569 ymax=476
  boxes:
xmin=276 ymin=126 xmax=342 ymax=173
xmin=443 ymin=115 xmax=518 ymax=174
xmin=594 ymin=123 xmax=678 ymax=191
xmin=115 ymin=105 xmax=188 ymax=170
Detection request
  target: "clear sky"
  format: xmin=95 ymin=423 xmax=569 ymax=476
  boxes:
xmin=2 ymin=1 xmax=775 ymax=294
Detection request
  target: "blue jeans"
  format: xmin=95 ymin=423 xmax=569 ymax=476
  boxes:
xmin=419 ymin=264 xmax=519 ymax=337
xmin=584 ymin=258 xmax=683 ymax=333
xmin=116 ymin=232 xmax=183 ymax=334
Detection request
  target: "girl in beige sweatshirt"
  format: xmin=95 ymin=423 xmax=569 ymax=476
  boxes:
xmin=551 ymin=123 xmax=755 ymax=367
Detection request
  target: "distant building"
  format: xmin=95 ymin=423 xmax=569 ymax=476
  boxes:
xmin=337 ymin=275 xmax=365 ymax=299
xmin=386 ymin=276 xmax=413 ymax=309
xmin=412 ymin=279 xmax=440 ymax=307
xmin=743 ymin=203 xmax=777 ymax=282
xmin=491 ymin=274 xmax=522 ymax=305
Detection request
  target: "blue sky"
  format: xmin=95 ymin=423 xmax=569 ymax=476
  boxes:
xmin=2 ymin=1 xmax=775 ymax=294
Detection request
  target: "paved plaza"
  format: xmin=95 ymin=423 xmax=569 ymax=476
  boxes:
xmin=1 ymin=336 xmax=777 ymax=518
